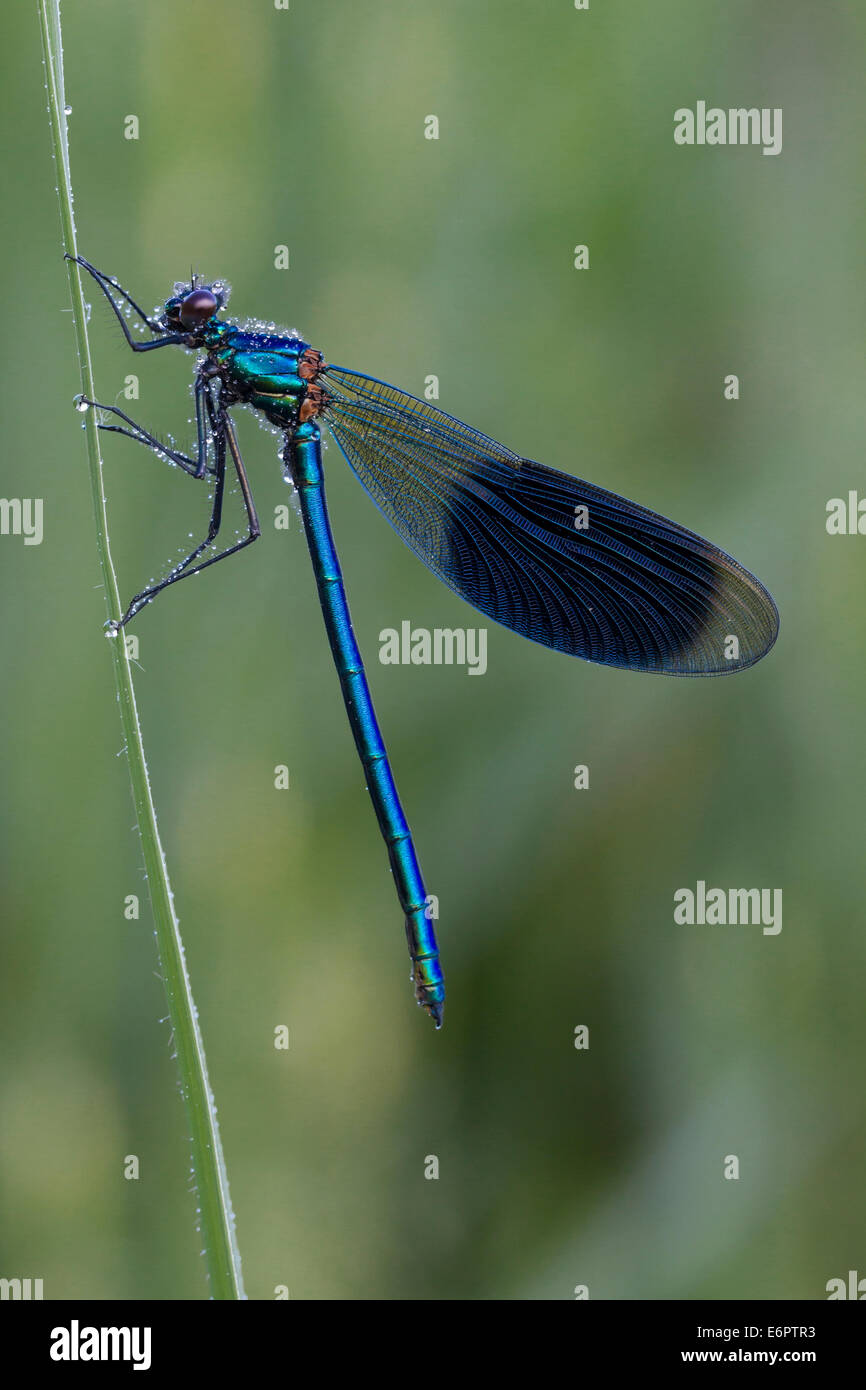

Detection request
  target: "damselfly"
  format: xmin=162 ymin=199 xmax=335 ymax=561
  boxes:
xmin=70 ymin=255 xmax=779 ymax=1028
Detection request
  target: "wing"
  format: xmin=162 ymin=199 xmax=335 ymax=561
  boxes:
xmin=320 ymin=367 xmax=779 ymax=676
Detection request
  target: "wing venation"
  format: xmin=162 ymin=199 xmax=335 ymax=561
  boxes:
xmin=321 ymin=367 xmax=779 ymax=676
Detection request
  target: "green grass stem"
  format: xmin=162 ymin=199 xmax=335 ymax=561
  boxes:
xmin=38 ymin=0 xmax=245 ymax=1299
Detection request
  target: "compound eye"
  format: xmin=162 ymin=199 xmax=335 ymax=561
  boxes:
xmin=179 ymin=288 xmax=218 ymax=326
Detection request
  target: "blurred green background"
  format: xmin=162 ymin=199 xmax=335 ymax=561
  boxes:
xmin=1 ymin=0 xmax=864 ymax=1300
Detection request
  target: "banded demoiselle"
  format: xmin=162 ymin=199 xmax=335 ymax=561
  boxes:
xmin=70 ymin=255 xmax=779 ymax=1028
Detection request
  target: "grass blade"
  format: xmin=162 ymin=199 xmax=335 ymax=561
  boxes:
xmin=37 ymin=0 xmax=245 ymax=1300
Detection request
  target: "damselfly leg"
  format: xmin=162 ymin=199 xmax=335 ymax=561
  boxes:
xmin=111 ymin=404 xmax=261 ymax=629
xmin=76 ymin=398 xmax=207 ymax=478
xmin=67 ymin=255 xmax=184 ymax=352
xmin=77 ymin=372 xmax=216 ymax=478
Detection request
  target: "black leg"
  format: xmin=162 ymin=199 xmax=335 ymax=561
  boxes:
xmin=111 ymin=408 xmax=261 ymax=630
xmin=77 ymin=373 xmax=214 ymax=477
xmin=67 ymin=255 xmax=184 ymax=352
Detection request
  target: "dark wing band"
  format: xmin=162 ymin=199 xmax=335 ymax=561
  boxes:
xmin=322 ymin=367 xmax=778 ymax=676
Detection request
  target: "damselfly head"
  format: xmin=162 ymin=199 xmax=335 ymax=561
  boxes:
xmin=163 ymin=279 xmax=229 ymax=331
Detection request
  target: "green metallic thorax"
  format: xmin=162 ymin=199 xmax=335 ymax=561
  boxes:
xmin=200 ymin=322 xmax=311 ymax=430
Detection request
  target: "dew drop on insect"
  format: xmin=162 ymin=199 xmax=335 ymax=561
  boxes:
xmin=73 ymin=394 xmax=90 ymax=413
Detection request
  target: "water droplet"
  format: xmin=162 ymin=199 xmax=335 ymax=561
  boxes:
xmin=64 ymin=105 xmax=72 ymax=116
xmin=73 ymin=394 xmax=90 ymax=413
